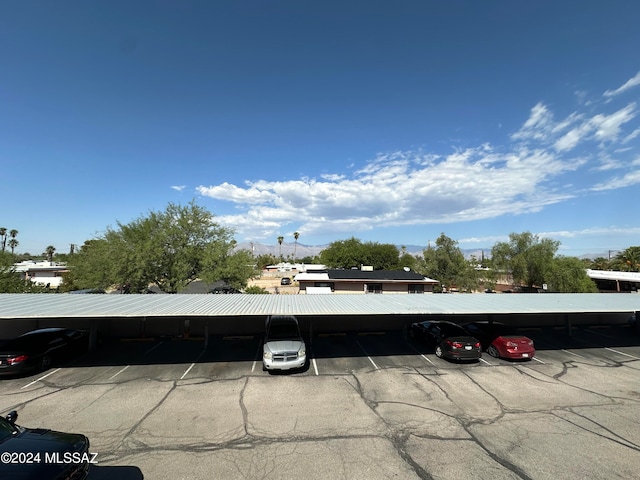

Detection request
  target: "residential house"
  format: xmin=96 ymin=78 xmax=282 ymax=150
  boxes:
xmin=294 ymin=268 xmax=439 ymax=294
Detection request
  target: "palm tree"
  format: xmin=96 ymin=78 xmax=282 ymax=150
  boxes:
xmin=8 ymin=238 xmax=19 ymax=254
xmin=589 ymin=257 xmax=611 ymax=271
xmin=614 ymin=247 xmax=640 ymax=272
xmin=45 ymin=245 xmax=56 ymax=263
xmin=9 ymin=229 xmax=18 ymax=250
xmin=277 ymin=236 xmax=284 ymax=259
xmin=0 ymin=227 xmax=6 ymax=252
xmin=293 ymin=232 xmax=300 ymax=260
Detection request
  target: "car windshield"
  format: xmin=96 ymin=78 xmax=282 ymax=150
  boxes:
xmin=1 ymin=337 xmax=33 ymax=351
xmin=0 ymin=417 xmax=16 ymax=443
xmin=267 ymin=323 xmax=300 ymax=340
xmin=492 ymin=325 xmax=518 ymax=336
xmin=439 ymin=325 xmax=466 ymax=337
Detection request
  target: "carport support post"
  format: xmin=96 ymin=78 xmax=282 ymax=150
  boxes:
xmin=565 ymin=313 xmax=572 ymax=337
xmin=204 ymin=321 xmax=209 ymax=349
xmin=636 ymin=311 xmax=640 ymax=333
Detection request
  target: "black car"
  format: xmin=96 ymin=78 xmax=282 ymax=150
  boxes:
xmin=0 ymin=410 xmax=91 ymax=479
xmin=280 ymin=277 xmax=292 ymax=285
xmin=0 ymin=328 xmax=89 ymax=377
xmin=410 ymin=320 xmax=482 ymax=361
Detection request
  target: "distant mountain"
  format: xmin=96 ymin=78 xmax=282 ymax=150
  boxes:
xmin=236 ymin=242 xmax=492 ymax=260
xmin=235 ymin=242 xmax=327 ymax=258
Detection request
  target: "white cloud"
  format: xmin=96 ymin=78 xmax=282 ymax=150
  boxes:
xmin=622 ymin=127 xmax=640 ymax=144
xmin=603 ymin=71 xmax=640 ymax=98
xmin=198 ymin=145 xmax=580 ymax=240
xmin=554 ymin=121 xmax=594 ymax=152
xmin=196 ymin=74 xmax=640 ymax=241
xmin=538 ymin=226 xmax=640 ymax=239
xmin=591 ymin=103 xmax=636 ymax=142
xmin=171 ymin=185 xmax=186 ymax=192
xmin=196 ymin=182 xmax=276 ymax=204
xmin=511 ymin=102 xmax=555 ymax=142
xmin=591 ymin=160 xmax=640 ymax=191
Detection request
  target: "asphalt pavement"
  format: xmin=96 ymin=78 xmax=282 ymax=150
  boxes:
xmin=1 ymin=325 xmax=640 ymax=479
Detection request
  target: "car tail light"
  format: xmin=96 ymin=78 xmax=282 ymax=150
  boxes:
xmin=8 ymin=355 xmax=28 ymax=365
xmin=446 ymin=340 xmax=464 ymax=349
xmin=474 ymin=342 xmax=481 ymax=348
xmin=506 ymin=341 xmax=518 ymax=347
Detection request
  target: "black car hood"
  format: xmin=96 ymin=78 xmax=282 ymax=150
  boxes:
xmin=1 ymin=428 xmax=88 ymax=480
xmin=4 ymin=428 xmax=87 ymax=452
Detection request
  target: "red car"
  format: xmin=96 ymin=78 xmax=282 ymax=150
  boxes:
xmin=463 ymin=322 xmax=535 ymax=360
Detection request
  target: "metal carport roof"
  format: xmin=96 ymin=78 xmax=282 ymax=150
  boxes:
xmin=0 ymin=293 xmax=639 ymax=319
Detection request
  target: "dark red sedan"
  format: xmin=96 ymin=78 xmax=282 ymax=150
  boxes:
xmin=463 ymin=321 xmax=535 ymax=360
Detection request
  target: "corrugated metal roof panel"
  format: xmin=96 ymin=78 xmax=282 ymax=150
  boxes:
xmin=0 ymin=293 xmax=639 ymax=319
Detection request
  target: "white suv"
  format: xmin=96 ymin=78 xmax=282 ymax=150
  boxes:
xmin=262 ymin=315 xmax=307 ymax=371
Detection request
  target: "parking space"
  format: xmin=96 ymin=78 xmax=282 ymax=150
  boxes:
xmin=2 ymin=324 xmax=640 ymax=479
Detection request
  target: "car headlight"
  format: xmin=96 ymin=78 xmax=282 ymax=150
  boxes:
xmin=298 ymin=348 xmax=306 ymax=357
xmin=263 ymin=351 xmax=272 ymax=359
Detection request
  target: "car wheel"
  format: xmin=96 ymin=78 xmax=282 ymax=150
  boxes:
xmin=435 ymin=345 xmax=443 ymax=358
xmin=39 ymin=355 xmax=52 ymax=371
xmin=487 ymin=345 xmax=500 ymax=358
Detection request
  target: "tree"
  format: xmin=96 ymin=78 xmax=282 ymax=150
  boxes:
xmin=293 ymin=231 xmax=300 ymax=259
xmin=45 ymin=245 xmax=56 ymax=262
xmin=244 ymin=285 xmax=270 ymax=294
xmin=0 ymin=228 xmax=7 ymax=252
xmin=587 ymin=257 xmax=611 ymax=271
xmin=200 ymin=242 xmax=257 ymax=291
xmin=546 ymin=256 xmax=598 ymax=292
xmin=8 ymin=238 xmax=19 ymax=254
xmin=255 ymin=253 xmax=279 ymax=270
xmin=9 ymin=230 xmax=18 ymax=251
xmin=63 ymin=239 xmax=115 ymax=291
xmin=277 ymin=236 xmax=284 ymax=259
xmin=612 ymin=246 xmax=640 ymax=272
xmin=66 ymin=201 xmax=249 ymax=293
xmin=319 ymin=237 xmax=400 ymax=270
xmin=419 ymin=233 xmax=477 ymax=291
xmin=491 ymin=232 xmax=559 ymax=288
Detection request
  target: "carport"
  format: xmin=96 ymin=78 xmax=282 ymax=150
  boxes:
xmin=1 ymin=293 xmax=639 ymax=350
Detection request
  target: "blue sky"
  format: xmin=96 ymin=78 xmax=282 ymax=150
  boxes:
xmin=2 ymin=1 xmax=640 ymax=257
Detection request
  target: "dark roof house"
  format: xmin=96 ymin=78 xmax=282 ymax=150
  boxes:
xmin=294 ymin=269 xmax=439 ymax=294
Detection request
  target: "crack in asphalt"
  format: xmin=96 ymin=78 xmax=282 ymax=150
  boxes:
xmin=553 ymin=409 xmax=640 ymax=452
xmin=115 ymin=380 xmax=179 ymax=455
xmin=4 ymin=336 xmax=640 ymax=479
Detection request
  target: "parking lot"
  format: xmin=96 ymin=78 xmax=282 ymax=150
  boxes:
xmin=2 ymin=324 xmax=640 ymax=479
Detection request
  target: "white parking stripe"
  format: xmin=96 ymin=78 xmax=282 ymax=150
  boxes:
xmin=420 ymin=353 xmax=436 ymax=366
xmin=562 ymin=349 xmax=585 ymax=358
xmin=21 ymin=368 xmax=61 ymax=389
xmin=605 ymin=347 xmax=640 ymax=360
xmin=355 ymin=339 xmax=379 ymax=370
xmin=180 ymin=349 xmax=206 ymax=380
xmin=312 ymin=358 xmax=319 ymax=376
xmin=479 ymin=357 xmax=493 ymax=365
xmin=180 ymin=363 xmax=196 ymax=380
xmin=108 ymin=365 xmax=129 ymax=380
xmin=252 ymin=340 xmax=263 ymax=373
xmin=531 ymin=356 xmax=545 ymax=364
